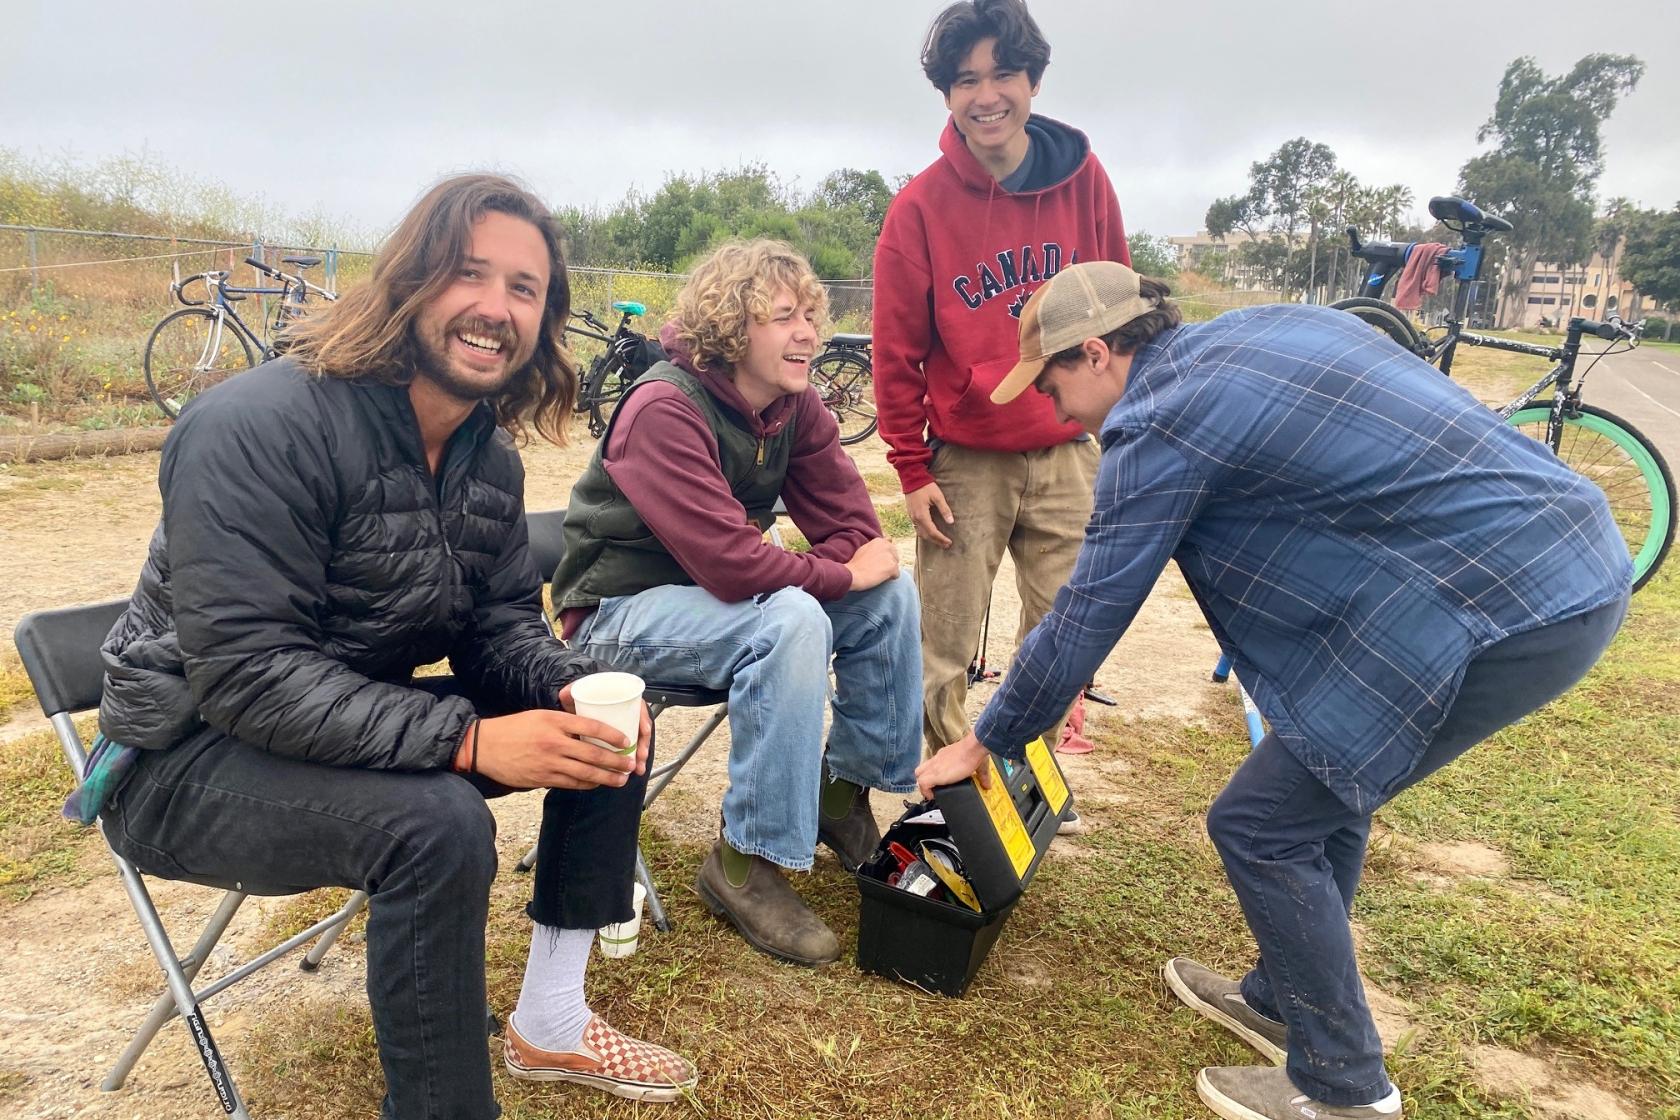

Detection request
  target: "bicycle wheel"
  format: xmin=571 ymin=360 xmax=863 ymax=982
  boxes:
xmin=585 ymin=355 xmax=635 ymax=438
xmin=1330 ymin=297 xmax=1424 ymax=357
xmin=1507 ymin=402 xmax=1676 ymax=591
xmin=144 ymin=308 xmax=256 ymax=420
xmin=810 ymin=351 xmax=877 ymax=445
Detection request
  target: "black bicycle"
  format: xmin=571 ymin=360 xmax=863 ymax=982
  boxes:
xmin=144 ymin=255 xmax=336 ymax=419
xmin=564 ymin=301 xmax=663 ymax=438
xmin=1334 ymin=196 xmax=1674 ymax=590
xmin=811 ymin=333 xmax=876 ymax=445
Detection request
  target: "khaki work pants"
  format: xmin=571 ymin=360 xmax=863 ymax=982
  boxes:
xmin=915 ymin=439 xmax=1100 ymax=753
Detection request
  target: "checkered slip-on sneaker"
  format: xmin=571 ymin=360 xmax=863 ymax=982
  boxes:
xmin=503 ymin=1014 xmax=697 ymax=1102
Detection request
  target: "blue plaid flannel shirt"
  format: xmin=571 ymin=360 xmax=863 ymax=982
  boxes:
xmin=975 ymin=304 xmax=1631 ymax=812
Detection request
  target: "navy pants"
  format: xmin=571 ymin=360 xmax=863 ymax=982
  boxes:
xmin=105 ymin=678 xmax=648 ymax=1120
xmin=1207 ymin=594 xmax=1628 ymax=1105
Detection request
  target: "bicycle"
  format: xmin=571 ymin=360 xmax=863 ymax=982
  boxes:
xmin=810 ymin=332 xmax=877 ymax=446
xmin=144 ymin=255 xmax=336 ymax=419
xmin=1333 ymin=195 xmax=1675 ymax=590
xmin=564 ymin=301 xmax=661 ymax=438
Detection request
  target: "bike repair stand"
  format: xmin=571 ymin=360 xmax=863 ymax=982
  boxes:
xmin=964 ymin=600 xmax=1119 ymax=706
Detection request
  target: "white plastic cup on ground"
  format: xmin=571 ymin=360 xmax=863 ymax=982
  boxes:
xmin=597 ymin=881 xmax=647 ymax=958
xmin=570 ymin=671 xmax=644 ymax=755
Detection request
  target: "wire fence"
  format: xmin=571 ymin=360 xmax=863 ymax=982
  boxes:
xmin=0 ymin=222 xmax=1282 ymax=425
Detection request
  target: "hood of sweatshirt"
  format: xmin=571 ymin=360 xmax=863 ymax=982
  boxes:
xmin=657 ymin=321 xmax=796 ymax=439
xmin=939 ymin=112 xmax=1091 ymax=198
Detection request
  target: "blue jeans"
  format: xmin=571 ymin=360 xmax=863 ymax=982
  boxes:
xmin=1207 ymin=593 xmax=1628 ymax=1106
xmin=573 ymin=573 xmax=923 ymax=870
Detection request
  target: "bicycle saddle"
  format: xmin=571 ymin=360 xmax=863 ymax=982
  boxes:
xmin=828 ymin=333 xmax=872 ymax=347
xmin=611 ymin=300 xmax=646 ymax=316
xmin=281 ymin=255 xmax=322 ymax=268
xmin=1428 ymin=196 xmax=1513 ymax=233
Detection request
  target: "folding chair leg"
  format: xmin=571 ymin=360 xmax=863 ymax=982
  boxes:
xmin=300 ymin=889 xmax=368 ymax=971
xmin=106 ymin=854 xmax=250 ymax=1116
xmin=103 ymin=888 xmax=246 ymax=1092
xmin=636 ymin=848 xmax=670 ymax=933
xmin=516 ymin=842 xmax=538 ymax=873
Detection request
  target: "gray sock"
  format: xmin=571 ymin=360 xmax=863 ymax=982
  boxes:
xmin=509 ymin=924 xmax=594 ymax=1051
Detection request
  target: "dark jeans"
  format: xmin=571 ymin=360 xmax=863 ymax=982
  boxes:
xmin=103 ymin=680 xmax=649 ymax=1120
xmin=1206 ymin=594 xmax=1627 ymax=1105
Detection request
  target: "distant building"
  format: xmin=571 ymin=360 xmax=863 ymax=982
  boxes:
xmin=1166 ymin=231 xmax=1281 ymax=291
xmin=1516 ymin=238 xmax=1647 ymax=330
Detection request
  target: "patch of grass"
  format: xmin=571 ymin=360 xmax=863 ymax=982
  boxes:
xmin=876 ymin=501 xmax=913 ymax=539
xmin=0 ymin=650 xmax=35 ymax=723
xmin=0 ymin=723 xmax=97 ymax=905
xmin=861 ymin=468 xmax=900 ymax=498
xmin=0 ymin=1069 xmax=27 ymax=1105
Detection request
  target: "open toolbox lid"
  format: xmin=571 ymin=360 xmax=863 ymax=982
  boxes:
xmin=924 ymin=736 xmax=1073 ymax=913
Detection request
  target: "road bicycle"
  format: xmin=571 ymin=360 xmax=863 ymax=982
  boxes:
xmin=1333 ymin=195 xmax=1674 ymax=590
xmin=143 ymin=255 xmax=336 ymax=419
xmin=565 ymin=301 xmax=659 ymax=438
xmin=810 ymin=333 xmax=877 ymax=446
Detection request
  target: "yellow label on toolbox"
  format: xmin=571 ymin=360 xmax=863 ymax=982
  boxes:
xmin=1024 ymin=736 xmax=1070 ymax=815
xmin=974 ymin=757 xmax=1034 ymax=879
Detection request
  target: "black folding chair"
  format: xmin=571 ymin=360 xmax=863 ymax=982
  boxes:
xmin=13 ymin=599 xmax=368 ymax=1117
xmin=524 ymin=509 xmax=731 ymax=932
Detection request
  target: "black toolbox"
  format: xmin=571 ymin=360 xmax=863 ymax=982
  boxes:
xmin=854 ymin=736 xmax=1073 ymax=995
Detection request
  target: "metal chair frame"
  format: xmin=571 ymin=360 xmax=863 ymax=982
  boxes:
xmin=14 ymin=599 xmax=368 ymax=1118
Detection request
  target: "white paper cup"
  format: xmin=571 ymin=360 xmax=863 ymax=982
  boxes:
xmin=570 ymin=671 xmax=644 ymax=755
xmin=597 ymin=881 xmax=647 ymax=958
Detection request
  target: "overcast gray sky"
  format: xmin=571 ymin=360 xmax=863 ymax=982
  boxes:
xmin=5 ymin=0 xmax=1677 ymax=249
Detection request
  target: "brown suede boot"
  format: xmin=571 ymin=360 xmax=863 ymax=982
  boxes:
xmin=696 ymin=840 xmax=840 ymax=966
xmin=816 ymin=780 xmax=881 ymax=873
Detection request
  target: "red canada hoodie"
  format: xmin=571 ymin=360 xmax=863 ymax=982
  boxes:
xmin=872 ymin=114 xmax=1129 ymax=493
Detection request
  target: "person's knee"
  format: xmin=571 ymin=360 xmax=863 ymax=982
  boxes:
xmin=394 ymin=776 xmax=498 ymax=889
xmin=756 ymin=589 xmax=833 ymax=659
xmin=1206 ymin=785 xmax=1250 ymax=862
xmin=878 ymin=569 xmax=921 ymax=620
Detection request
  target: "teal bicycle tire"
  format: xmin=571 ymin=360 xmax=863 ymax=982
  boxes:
xmin=1507 ymin=403 xmax=1675 ymax=591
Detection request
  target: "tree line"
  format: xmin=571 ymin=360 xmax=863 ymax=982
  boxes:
xmin=1201 ymin=53 xmax=1680 ymax=328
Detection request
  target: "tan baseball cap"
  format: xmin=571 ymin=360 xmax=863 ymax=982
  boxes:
xmin=992 ymin=261 xmax=1155 ymax=404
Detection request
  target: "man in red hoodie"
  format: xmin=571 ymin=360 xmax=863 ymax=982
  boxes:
xmin=552 ymin=240 xmax=922 ymax=967
xmin=873 ymin=0 xmax=1130 ymax=759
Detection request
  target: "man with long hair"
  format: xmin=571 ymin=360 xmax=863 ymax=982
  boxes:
xmin=552 ymin=239 xmax=922 ymax=967
xmin=96 ymin=173 xmax=697 ymax=1113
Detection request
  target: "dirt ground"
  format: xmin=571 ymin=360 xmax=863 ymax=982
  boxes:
xmin=0 ymin=429 xmax=1627 ymax=1119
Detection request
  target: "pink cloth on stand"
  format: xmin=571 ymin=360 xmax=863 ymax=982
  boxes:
xmin=1055 ymin=693 xmax=1095 ymax=754
xmin=1393 ymin=242 xmax=1448 ymax=311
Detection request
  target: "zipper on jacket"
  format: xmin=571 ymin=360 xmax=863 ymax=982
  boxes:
xmin=756 ymin=436 xmax=765 ymax=466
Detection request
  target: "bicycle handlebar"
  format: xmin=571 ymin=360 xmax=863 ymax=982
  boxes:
xmin=245 ymin=256 xmax=281 ymax=277
xmin=1572 ymin=316 xmax=1634 ymax=342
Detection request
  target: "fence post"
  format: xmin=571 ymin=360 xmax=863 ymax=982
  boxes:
xmin=606 ymin=272 xmax=615 ymax=312
xmin=327 ymin=246 xmax=338 ymax=294
xmin=27 ymin=229 xmax=39 ymax=301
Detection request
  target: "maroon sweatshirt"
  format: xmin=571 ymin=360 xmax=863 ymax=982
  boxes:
xmin=559 ymin=327 xmax=883 ymax=638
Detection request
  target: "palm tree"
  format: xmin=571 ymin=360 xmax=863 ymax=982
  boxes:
xmin=1373 ymin=185 xmax=1415 ymax=239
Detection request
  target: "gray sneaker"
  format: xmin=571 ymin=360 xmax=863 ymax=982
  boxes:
xmin=1197 ymin=1066 xmax=1401 ymax=1120
xmin=1163 ymin=957 xmax=1288 ymax=1064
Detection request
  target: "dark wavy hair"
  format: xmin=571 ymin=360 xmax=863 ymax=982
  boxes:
xmin=921 ymin=0 xmax=1051 ymax=95
xmin=283 ymin=173 xmax=577 ymax=445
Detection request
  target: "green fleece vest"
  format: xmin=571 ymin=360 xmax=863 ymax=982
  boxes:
xmin=551 ymin=363 xmax=796 ymax=609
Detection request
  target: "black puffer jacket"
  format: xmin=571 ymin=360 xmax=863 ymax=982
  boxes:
xmin=99 ymin=358 xmax=599 ymax=769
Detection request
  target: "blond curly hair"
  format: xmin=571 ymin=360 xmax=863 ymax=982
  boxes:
xmin=670 ymin=240 xmax=830 ymax=372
